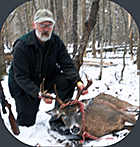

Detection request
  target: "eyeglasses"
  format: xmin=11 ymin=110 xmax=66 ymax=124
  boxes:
xmin=39 ymin=23 xmax=53 ymax=29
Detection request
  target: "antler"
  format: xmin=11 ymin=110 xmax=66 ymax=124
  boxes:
xmin=75 ymin=73 xmax=93 ymax=101
xmin=40 ymin=78 xmax=47 ymax=94
xmin=54 ymin=85 xmax=65 ymax=105
xmin=40 ymin=78 xmax=54 ymax=99
xmin=40 ymin=78 xmax=64 ymax=105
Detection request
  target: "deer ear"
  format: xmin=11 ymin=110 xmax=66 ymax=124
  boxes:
xmin=46 ymin=109 xmax=61 ymax=119
xmin=81 ymin=98 xmax=94 ymax=109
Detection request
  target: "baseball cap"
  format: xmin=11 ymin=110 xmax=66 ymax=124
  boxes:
xmin=34 ymin=9 xmax=55 ymax=24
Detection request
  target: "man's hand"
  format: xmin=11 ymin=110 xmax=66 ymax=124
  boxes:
xmin=38 ymin=93 xmax=53 ymax=104
xmin=77 ymin=81 xmax=88 ymax=95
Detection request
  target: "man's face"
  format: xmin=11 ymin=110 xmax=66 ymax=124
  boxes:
xmin=34 ymin=21 xmax=54 ymax=42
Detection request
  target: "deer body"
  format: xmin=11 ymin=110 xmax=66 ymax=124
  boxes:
xmin=41 ymin=76 xmax=138 ymax=142
xmin=47 ymin=93 xmax=138 ymax=138
xmin=84 ymin=96 xmax=136 ymax=137
xmin=94 ymin=93 xmax=139 ymax=111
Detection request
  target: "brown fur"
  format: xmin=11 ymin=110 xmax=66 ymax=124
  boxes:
xmin=84 ymin=98 xmax=136 ymax=137
xmin=47 ymin=93 xmax=139 ymax=138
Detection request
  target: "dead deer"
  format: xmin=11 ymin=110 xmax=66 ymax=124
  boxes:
xmin=40 ymin=76 xmax=139 ymax=143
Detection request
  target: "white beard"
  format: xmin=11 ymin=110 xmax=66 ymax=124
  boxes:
xmin=35 ymin=29 xmax=52 ymax=42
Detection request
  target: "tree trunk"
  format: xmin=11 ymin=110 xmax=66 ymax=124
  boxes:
xmin=24 ymin=3 xmax=31 ymax=32
xmin=0 ymin=28 xmax=6 ymax=80
xmin=92 ymin=27 xmax=96 ymax=58
xmin=74 ymin=0 xmax=100 ymax=71
xmin=4 ymin=21 xmax=9 ymax=49
xmin=128 ymin=14 xmax=133 ymax=60
xmin=97 ymin=13 xmax=100 ymax=48
xmin=108 ymin=1 xmax=112 ymax=46
xmin=81 ymin=0 xmax=86 ymax=36
xmin=54 ymin=0 xmax=64 ymax=40
xmin=72 ymin=0 xmax=78 ymax=57
xmin=44 ymin=0 xmax=49 ymax=9
xmin=112 ymin=3 xmax=116 ymax=52
xmin=64 ymin=0 xmax=69 ymax=48
xmin=50 ymin=0 xmax=55 ymax=17
xmin=50 ymin=0 xmax=55 ymax=32
xmin=16 ymin=7 xmax=23 ymax=36
xmin=98 ymin=0 xmax=105 ymax=80
xmin=120 ymin=7 xmax=129 ymax=81
xmin=32 ymin=0 xmax=38 ymax=12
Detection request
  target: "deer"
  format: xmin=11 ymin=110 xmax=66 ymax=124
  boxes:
xmin=40 ymin=76 xmax=139 ymax=144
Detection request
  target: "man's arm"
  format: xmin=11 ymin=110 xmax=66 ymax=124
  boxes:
xmin=13 ymin=41 xmax=40 ymax=99
xmin=57 ymin=40 xmax=88 ymax=95
xmin=57 ymin=41 xmax=81 ymax=85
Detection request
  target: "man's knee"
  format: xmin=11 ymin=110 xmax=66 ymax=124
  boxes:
xmin=14 ymin=94 xmax=40 ymax=127
xmin=17 ymin=110 xmax=36 ymax=127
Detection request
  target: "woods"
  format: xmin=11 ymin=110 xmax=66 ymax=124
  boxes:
xmin=0 ymin=0 xmax=140 ymax=79
xmin=0 ymin=32 xmax=6 ymax=80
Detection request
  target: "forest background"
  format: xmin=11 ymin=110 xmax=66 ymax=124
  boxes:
xmin=0 ymin=0 xmax=140 ymax=79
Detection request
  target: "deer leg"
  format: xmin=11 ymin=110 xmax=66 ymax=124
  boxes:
xmin=112 ymin=125 xmax=134 ymax=137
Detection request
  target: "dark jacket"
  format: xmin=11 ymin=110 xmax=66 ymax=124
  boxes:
xmin=8 ymin=30 xmax=81 ymax=101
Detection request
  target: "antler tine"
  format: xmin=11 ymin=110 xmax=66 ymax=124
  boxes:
xmin=40 ymin=78 xmax=48 ymax=95
xmin=40 ymin=78 xmax=45 ymax=94
xmin=39 ymin=78 xmax=55 ymax=100
xmin=75 ymin=73 xmax=93 ymax=101
xmin=84 ymin=73 xmax=93 ymax=89
xmin=54 ymin=84 xmax=65 ymax=105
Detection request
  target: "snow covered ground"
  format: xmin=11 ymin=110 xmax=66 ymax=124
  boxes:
xmin=0 ymin=50 xmax=139 ymax=147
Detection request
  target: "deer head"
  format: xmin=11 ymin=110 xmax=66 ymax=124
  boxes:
xmin=43 ymin=74 xmax=93 ymax=135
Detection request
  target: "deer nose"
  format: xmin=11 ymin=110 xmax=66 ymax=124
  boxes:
xmin=70 ymin=124 xmax=80 ymax=135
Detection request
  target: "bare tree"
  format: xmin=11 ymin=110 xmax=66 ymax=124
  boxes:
xmin=54 ymin=0 xmax=64 ymax=40
xmin=72 ymin=0 xmax=78 ymax=57
xmin=4 ymin=20 xmax=10 ymax=49
xmin=50 ymin=0 xmax=55 ymax=18
xmin=112 ymin=2 xmax=116 ymax=51
xmin=32 ymin=0 xmax=38 ymax=11
xmin=92 ymin=27 xmax=96 ymax=58
xmin=108 ymin=1 xmax=112 ymax=46
xmin=128 ymin=14 xmax=133 ymax=60
xmin=23 ymin=3 xmax=32 ymax=32
xmin=98 ymin=0 xmax=105 ymax=80
xmin=50 ymin=0 xmax=57 ymax=33
xmin=74 ymin=0 xmax=100 ymax=71
xmin=16 ymin=6 xmax=24 ymax=36
xmin=81 ymin=0 xmax=86 ymax=36
xmin=0 ymin=28 xmax=6 ymax=79
xmin=120 ymin=7 xmax=129 ymax=81
xmin=96 ymin=13 xmax=100 ymax=48
xmin=1 ymin=0 xmax=139 ymax=74
xmin=63 ymin=0 xmax=69 ymax=48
